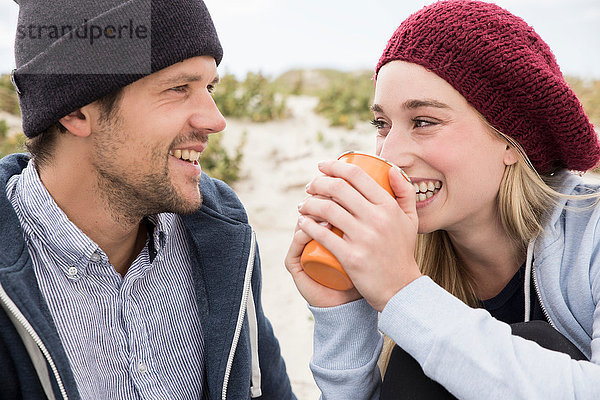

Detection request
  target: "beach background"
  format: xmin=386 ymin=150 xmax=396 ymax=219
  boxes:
xmin=2 ymin=68 xmax=600 ymax=399
xmin=1 ymin=1 xmax=600 ymax=398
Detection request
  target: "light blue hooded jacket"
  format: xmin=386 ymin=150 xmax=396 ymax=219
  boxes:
xmin=310 ymin=171 xmax=600 ymax=399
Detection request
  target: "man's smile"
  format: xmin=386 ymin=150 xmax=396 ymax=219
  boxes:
xmin=169 ymin=148 xmax=201 ymax=164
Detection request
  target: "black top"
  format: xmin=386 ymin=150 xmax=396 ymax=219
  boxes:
xmin=480 ymin=264 xmax=546 ymax=324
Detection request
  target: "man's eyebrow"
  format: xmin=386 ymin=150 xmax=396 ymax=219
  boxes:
xmin=157 ymin=73 xmax=220 ymax=86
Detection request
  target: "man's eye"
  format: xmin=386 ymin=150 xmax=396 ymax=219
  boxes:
xmin=207 ymin=85 xmax=216 ymax=94
xmin=169 ymin=85 xmax=188 ymax=93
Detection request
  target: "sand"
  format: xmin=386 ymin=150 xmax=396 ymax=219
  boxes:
xmin=221 ymin=95 xmax=375 ymax=399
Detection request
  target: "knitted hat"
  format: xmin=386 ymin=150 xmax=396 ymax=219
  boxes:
xmin=12 ymin=0 xmax=223 ymax=138
xmin=375 ymin=0 xmax=599 ymax=173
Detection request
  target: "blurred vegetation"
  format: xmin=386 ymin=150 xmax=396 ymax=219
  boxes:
xmin=200 ymin=131 xmax=246 ymax=184
xmin=0 ymin=119 xmax=26 ymax=158
xmin=275 ymin=69 xmax=376 ymax=129
xmin=313 ymin=71 xmax=375 ymax=129
xmin=213 ymin=72 xmax=287 ymax=122
xmin=273 ymin=70 xmax=600 ymax=131
xmin=1 ymin=72 xmax=600 ymax=177
xmin=0 ymin=74 xmax=20 ymax=116
xmin=273 ymin=69 xmax=352 ymax=96
xmin=566 ymin=77 xmax=600 ymax=128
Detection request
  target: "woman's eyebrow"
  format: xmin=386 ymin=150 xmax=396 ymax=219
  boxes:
xmin=403 ymin=99 xmax=451 ymax=109
xmin=370 ymin=103 xmax=383 ymax=113
xmin=371 ymin=99 xmax=451 ymax=114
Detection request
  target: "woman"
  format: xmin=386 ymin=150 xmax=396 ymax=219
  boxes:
xmin=285 ymin=1 xmax=600 ymax=398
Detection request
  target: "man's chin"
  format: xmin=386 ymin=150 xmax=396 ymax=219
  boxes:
xmin=171 ymin=191 xmax=203 ymax=215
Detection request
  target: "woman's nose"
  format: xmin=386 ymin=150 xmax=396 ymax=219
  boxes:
xmin=379 ymin=130 xmax=415 ymax=170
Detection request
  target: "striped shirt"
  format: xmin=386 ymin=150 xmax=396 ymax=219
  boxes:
xmin=6 ymin=160 xmax=205 ymax=399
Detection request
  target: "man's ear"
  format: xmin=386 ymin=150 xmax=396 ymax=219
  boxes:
xmin=58 ymin=105 xmax=95 ymax=138
xmin=504 ymin=145 xmax=519 ymax=166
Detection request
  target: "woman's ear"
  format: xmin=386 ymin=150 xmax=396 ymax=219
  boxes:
xmin=58 ymin=105 xmax=94 ymax=138
xmin=503 ymin=145 xmax=519 ymax=166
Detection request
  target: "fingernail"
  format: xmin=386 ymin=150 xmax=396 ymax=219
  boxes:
xmin=297 ymin=201 xmax=304 ymax=210
xmin=298 ymin=216 xmax=306 ymax=224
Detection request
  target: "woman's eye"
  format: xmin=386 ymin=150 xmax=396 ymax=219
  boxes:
xmin=371 ymin=119 xmax=390 ymax=139
xmin=413 ymin=118 xmax=436 ymax=128
xmin=370 ymin=119 xmax=387 ymax=130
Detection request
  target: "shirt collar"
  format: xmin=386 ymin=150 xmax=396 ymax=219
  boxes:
xmin=145 ymin=213 xmax=174 ymax=260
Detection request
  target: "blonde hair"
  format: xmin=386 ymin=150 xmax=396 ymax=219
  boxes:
xmin=378 ymin=122 xmax=599 ymax=374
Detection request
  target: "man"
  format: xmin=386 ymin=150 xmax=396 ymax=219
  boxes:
xmin=0 ymin=1 xmax=295 ymax=399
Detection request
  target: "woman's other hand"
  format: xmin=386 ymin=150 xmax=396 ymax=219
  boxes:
xmin=285 ymin=217 xmax=362 ymax=307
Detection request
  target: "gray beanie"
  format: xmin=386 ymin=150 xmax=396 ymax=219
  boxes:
xmin=11 ymin=0 xmax=223 ymax=137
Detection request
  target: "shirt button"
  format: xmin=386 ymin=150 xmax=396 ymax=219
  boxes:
xmin=67 ymin=266 xmax=78 ymax=276
xmin=90 ymin=253 xmax=101 ymax=262
xmin=137 ymin=362 xmax=148 ymax=374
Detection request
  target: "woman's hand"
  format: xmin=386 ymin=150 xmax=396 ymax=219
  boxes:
xmin=285 ymin=216 xmax=362 ymax=308
xmin=296 ymin=160 xmax=422 ymax=312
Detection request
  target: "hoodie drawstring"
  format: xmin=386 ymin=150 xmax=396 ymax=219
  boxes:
xmin=524 ymin=238 xmax=536 ymax=322
xmin=247 ymin=284 xmax=262 ymax=397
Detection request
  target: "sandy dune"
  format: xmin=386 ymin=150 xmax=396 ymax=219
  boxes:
xmin=221 ymin=95 xmax=375 ymax=399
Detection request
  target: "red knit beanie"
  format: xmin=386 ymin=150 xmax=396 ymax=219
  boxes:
xmin=375 ymin=0 xmax=599 ymax=174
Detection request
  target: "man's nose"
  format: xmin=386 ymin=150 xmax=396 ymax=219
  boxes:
xmin=189 ymin=92 xmax=227 ymax=134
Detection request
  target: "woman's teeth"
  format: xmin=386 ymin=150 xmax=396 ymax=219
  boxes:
xmin=169 ymin=149 xmax=200 ymax=163
xmin=413 ymin=181 xmax=441 ymax=202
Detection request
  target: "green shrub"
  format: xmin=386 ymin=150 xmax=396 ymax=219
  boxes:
xmin=314 ymin=70 xmax=374 ymax=129
xmin=566 ymin=76 xmax=600 ymax=127
xmin=200 ymin=131 xmax=246 ymax=184
xmin=0 ymin=130 xmax=26 ymax=158
xmin=0 ymin=74 xmax=21 ymax=116
xmin=273 ymin=68 xmax=360 ymax=96
xmin=0 ymin=120 xmax=8 ymax=138
xmin=213 ymin=72 xmax=287 ymax=122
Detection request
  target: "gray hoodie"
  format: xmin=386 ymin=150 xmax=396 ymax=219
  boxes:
xmin=310 ymin=170 xmax=600 ymax=399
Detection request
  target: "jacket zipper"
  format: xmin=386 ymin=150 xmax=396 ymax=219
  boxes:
xmin=531 ymin=264 xmax=556 ymax=329
xmin=0 ymin=283 xmax=68 ymax=400
xmin=221 ymin=230 xmax=256 ymax=400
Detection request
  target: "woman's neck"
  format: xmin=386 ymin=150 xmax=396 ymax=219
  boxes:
xmin=447 ymin=221 xmax=525 ymax=301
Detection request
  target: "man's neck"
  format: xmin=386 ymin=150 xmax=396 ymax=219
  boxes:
xmin=38 ymin=162 xmax=147 ymax=277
